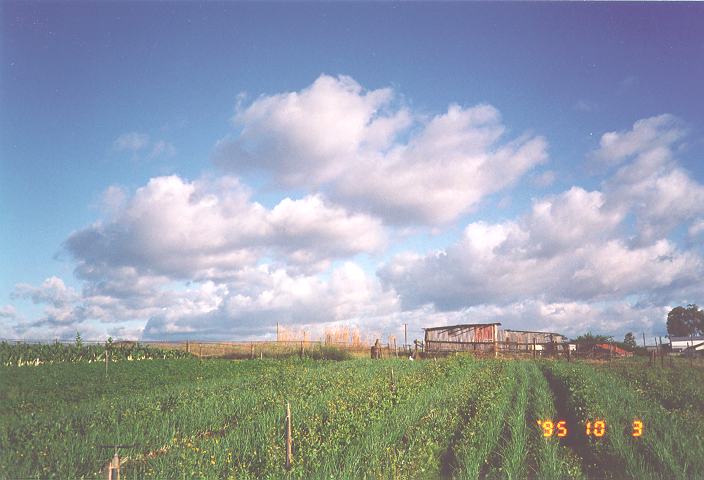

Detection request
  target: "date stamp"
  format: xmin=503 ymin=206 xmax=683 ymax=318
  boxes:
xmin=536 ymin=419 xmax=644 ymax=438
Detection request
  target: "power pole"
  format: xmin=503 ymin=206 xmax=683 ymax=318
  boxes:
xmin=642 ymin=332 xmax=646 ymax=348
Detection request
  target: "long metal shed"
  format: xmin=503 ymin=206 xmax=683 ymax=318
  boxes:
xmin=424 ymin=323 xmax=500 ymax=353
xmin=500 ymin=329 xmax=567 ymax=352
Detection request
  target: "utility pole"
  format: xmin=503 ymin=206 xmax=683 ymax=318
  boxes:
xmin=642 ymin=332 xmax=646 ymax=348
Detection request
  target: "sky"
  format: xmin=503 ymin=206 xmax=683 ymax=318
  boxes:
xmin=1 ymin=2 xmax=704 ymax=343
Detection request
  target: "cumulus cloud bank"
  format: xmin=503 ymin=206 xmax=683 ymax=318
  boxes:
xmin=65 ymin=175 xmax=385 ymax=281
xmin=216 ymin=75 xmax=548 ymax=224
xmin=5 ymin=76 xmax=703 ymax=342
xmin=381 ymin=114 xmax=704 ymax=316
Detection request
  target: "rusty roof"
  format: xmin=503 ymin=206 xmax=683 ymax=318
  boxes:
xmin=423 ymin=323 xmax=501 ymax=331
xmin=503 ymin=329 xmax=566 ymax=337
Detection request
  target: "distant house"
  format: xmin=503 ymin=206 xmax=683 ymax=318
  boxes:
xmin=669 ymin=335 xmax=704 ymax=352
xmin=592 ymin=343 xmax=633 ymax=357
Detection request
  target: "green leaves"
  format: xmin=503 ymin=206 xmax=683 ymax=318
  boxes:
xmin=0 ymin=341 xmax=192 ymax=367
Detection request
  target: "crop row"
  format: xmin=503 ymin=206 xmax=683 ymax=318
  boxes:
xmin=595 ymin=358 xmax=704 ymax=417
xmin=0 ymin=341 xmax=191 ymax=367
xmin=540 ymin=361 xmax=704 ymax=479
xmin=3 ymin=357 xmax=702 ymax=479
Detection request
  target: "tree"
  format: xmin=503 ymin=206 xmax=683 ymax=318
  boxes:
xmin=623 ymin=332 xmax=637 ymax=350
xmin=666 ymin=304 xmax=704 ymax=337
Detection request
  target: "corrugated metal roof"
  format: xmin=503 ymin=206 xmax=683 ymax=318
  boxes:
xmin=423 ymin=322 xmax=501 ymax=331
xmin=503 ymin=329 xmax=566 ymax=337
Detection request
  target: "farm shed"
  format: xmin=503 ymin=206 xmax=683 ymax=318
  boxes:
xmin=669 ymin=335 xmax=704 ymax=352
xmin=500 ymin=329 xmax=568 ymax=353
xmin=423 ymin=323 xmax=572 ymax=355
xmin=424 ymin=323 xmax=500 ymax=353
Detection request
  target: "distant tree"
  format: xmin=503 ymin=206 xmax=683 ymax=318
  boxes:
xmin=623 ymin=332 xmax=637 ymax=350
xmin=666 ymin=305 xmax=704 ymax=337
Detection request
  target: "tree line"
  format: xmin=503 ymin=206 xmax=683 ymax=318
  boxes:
xmin=572 ymin=304 xmax=703 ymax=353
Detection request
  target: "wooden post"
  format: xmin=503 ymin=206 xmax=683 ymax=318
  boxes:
xmin=107 ymin=452 xmax=120 ymax=480
xmin=404 ymin=323 xmax=408 ymax=352
xmin=659 ymin=337 xmax=664 ymax=368
xmin=649 ymin=350 xmax=654 ymax=366
xmin=300 ymin=341 xmax=304 ymax=359
xmin=199 ymin=344 xmax=202 ymax=359
xmin=250 ymin=343 xmax=254 ymax=360
xmin=276 ymin=322 xmax=279 ymax=343
xmin=390 ymin=367 xmax=395 ymax=397
xmin=285 ymin=402 xmax=292 ymax=470
xmin=532 ymin=338 xmax=536 ymax=360
xmin=642 ymin=332 xmax=646 ymax=348
xmin=608 ymin=341 xmax=612 ymax=362
xmin=567 ymin=345 xmax=572 ymax=362
xmin=186 ymin=340 xmax=190 ymax=354
xmin=105 ymin=349 xmax=109 ymax=377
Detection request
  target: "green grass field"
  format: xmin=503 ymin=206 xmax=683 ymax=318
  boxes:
xmin=1 ymin=355 xmax=703 ymax=479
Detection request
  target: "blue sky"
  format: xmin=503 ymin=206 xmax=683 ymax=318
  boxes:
xmin=2 ymin=2 xmax=703 ymax=342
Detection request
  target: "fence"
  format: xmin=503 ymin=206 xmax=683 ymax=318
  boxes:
xmin=142 ymin=340 xmax=377 ymax=359
xmin=4 ymin=337 xmax=700 ymax=363
xmin=0 ymin=339 xmax=384 ymax=359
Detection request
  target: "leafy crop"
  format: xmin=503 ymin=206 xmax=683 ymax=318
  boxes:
xmin=1 ymin=356 xmax=702 ymax=479
xmin=0 ymin=340 xmax=191 ymax=367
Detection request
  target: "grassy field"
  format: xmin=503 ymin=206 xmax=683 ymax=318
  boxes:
xmin=1 ymin=355 xmax=703 ymax=479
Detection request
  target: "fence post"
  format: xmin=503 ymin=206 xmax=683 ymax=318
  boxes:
xmin=250 ymin=343 xmax=254 ymax=360
xmin=608 ymin=342 xmax=612 ymax=363
xmin=106 ymin=452 xmax=120 ymax=480
xmin=199 ymin=344 xmax=202 ymax=359
xmin=285 ymin=402 xmax=292 ymax=470
xmin=390 ymin=367 xmax=396 ymax=399
xmin=659 ymin=337 xmax=664 ymax=368
xmin=532 ymin=339 xmax=536 ymax=360
xmin=105 ymin=349 xmax=109 ymax=377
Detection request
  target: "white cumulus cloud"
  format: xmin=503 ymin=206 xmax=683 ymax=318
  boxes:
xmin=215 ymin=74 xmax=548 ymax=224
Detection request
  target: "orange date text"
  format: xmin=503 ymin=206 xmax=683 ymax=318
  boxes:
xmin=536 ymin=420 xmax=644 ymax=437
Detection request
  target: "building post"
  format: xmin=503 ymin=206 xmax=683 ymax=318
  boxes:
xmin=493 ymin=324 xmax=498 ymax=358
xmin=404 ymin=323 xmax=408 ymax=353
